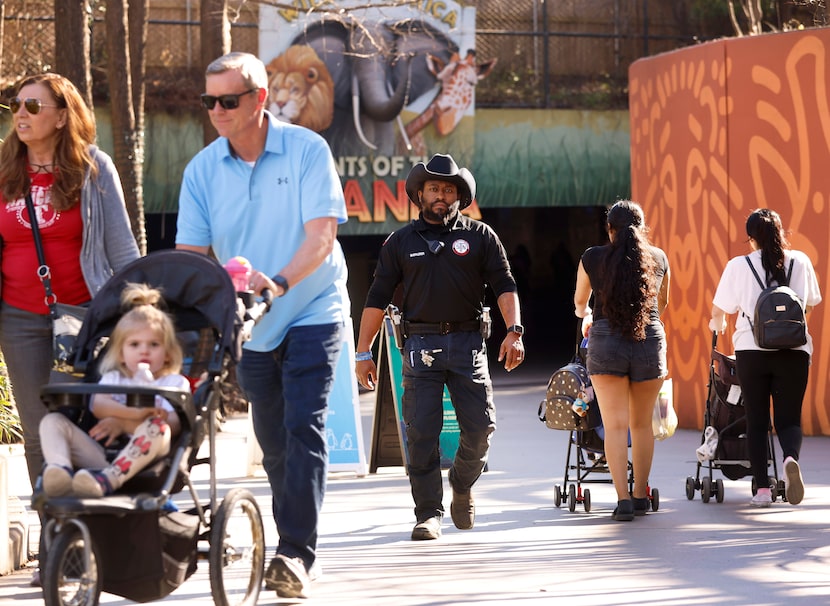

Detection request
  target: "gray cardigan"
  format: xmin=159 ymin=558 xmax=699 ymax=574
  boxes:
xmin=79 ymin=146 xmax=141 ymax=296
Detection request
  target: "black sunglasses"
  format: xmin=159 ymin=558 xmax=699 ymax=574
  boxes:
xmin=9 ymin=97 xmax=60 ymax=115
xmin=200 ymin=88 xmax=258 ymax=111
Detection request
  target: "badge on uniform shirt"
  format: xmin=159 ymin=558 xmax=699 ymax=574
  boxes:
xmin=452 ymin=239 xmax=470 ymax=256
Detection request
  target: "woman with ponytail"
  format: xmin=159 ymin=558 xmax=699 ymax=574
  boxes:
xmin=710 ymin=208 xmax=821 ymax=507
xmin=574 ymin=201 xmax=670 ymax=521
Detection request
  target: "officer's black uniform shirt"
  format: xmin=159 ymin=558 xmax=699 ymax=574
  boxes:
xmin=365 ymin=212 xmax=517 ymax=322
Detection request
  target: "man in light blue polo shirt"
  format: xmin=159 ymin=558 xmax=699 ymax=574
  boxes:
xmin=176 ymin=51 xmax=348 ymax=599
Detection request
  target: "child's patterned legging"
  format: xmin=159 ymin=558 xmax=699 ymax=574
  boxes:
xmin=40 ymin=412 xmax=172 ymax=490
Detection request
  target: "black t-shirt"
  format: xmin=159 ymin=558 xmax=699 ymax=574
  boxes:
xmin=365 ymin=213 xmax=517 ymax=322
xmin=581 ymin=243 xmax=669 ymax=323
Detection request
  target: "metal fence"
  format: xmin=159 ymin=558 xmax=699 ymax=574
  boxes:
xmin=1 ymin=0 xmax=698 ymax=109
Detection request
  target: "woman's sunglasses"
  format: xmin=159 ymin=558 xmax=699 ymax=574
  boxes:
xmin=200 ymin=88 xmax=258 ymax=111
xmin=8 ymin=97 xmax=60 ymax=115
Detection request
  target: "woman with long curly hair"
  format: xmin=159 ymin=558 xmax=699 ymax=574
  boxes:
xmin=710 ymin=208 xmax=821 ymax=507
xmin=574 ymin=200 xmax=670 ymax=521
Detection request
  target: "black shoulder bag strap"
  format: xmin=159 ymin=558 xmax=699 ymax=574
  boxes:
xmin=24 ymin=192 xmax=58 ymax=318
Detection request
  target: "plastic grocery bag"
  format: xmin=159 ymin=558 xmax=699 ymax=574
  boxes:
xmin=652 ymin=378 xmax=677 ymax=440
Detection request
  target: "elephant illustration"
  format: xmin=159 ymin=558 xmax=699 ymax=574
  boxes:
xmin=289 ymin=17 xmax=458 ymax=157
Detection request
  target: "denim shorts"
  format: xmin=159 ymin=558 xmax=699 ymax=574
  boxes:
xmin=586 ymin=319 xmax=667 ymax=382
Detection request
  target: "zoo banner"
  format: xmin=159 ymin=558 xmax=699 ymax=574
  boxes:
xmin=259 ymin=1 xmax=488 ymax=235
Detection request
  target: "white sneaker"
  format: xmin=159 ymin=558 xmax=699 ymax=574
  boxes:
xmin=750 ymin=489 xmax=772 ymax=508
xmin=42 ymin=465 xmax=73 ymax=497
xmin=783 ymin=456 xmax=804 ymax=505
xmin=265 ymin=554 xmax=310 ymax=598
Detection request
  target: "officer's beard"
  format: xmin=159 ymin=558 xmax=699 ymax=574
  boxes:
xmin=422 ymin=201 xmax=460 ymax=225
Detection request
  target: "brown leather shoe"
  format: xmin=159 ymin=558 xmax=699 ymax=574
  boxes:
xmin=450 ymin=488 xmax=475 ymax=530
xmin=411 ymin=517 xmax=442 ymax=540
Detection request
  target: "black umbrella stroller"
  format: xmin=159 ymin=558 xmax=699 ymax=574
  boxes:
xmin=33 ymin=250 xmax=272 ymax=606
xmin=685 ymin=332 xmax=780 ymax=503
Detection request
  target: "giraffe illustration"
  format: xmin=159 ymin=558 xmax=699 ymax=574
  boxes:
xmin=401 ymin=50 xmax=497 ymax=155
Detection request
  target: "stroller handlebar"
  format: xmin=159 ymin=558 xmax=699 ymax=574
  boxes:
xmin=239 ymin=289 xmax=273 ymax=343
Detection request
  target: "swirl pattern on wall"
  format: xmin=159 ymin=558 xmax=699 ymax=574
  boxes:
xmin=630 ymin=31 xmax=829 ymax=435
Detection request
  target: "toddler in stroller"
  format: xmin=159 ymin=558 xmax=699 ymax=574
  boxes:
xmin=33 ymin=249 xmax=271 ymax=606
xmin=40 ymin=283 xmax=189 ymax=498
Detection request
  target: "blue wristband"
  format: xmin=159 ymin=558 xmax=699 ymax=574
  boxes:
xmin=355 ymin=351 xmax=373 ymax=362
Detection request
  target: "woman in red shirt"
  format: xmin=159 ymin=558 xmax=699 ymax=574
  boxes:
xmin=0 ymin=73 xmax=139 ymax=490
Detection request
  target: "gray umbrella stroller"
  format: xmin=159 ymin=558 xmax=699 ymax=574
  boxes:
xmin=685 ymin=332 xmax=781 ymax=503
xmin=33 ymin=250 xmax=272 ymax=606
xmin=538 ymin=337 xmax=660 ymax=514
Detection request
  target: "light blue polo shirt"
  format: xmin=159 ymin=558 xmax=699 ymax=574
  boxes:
xmin=176 ymin=112 xmax=349 ymax=351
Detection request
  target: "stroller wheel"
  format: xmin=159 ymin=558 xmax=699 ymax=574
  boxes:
xmin=715 ymin=479 xmax=725 ymax=503
xmin=567 ymin=484 xmax=577 ymax=512
xmin=701 ymin=476 xmax=712 ymax=503
xmin=650 ymin=488 xmax=660 ymax=511
xmin=43 ymin=526 xmax=102 ymax=606
xmin=685 ymin=476 xmax=696 ymax=500
xmin=583 ymin=488 xmax=591 ymax=513
xmin=209 ymin=488 xmax=266 ymax=606
xmin=554 ymin=485 xmax=563 ymax=508
xmin=768 ymin=476 xmax=779 ymax=502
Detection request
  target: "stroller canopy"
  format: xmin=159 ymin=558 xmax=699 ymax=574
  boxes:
xmin=73 ymin=250 xmax=244 ymax=373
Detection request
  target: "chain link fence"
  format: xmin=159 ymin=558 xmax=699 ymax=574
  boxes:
xmin=2 ymin=0 xmax=700 ymax=110
xmin=475 ymin=0 xmax=698 ymax=108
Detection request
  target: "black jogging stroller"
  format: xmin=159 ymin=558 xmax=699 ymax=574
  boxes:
xmin=538 ymin=337 xmax=660 ymax=514
xmin=684 ymin=331 xmax=781 ymax=503
xmin=32 ymin=249 xmax=272 ymax=606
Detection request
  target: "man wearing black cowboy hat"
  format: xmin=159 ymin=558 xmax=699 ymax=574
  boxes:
xmin=355 ymin=153 xmax=525 ymax=540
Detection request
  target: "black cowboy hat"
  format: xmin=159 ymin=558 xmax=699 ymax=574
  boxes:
xmin=405 ymin=153 xmax=476 ymax=210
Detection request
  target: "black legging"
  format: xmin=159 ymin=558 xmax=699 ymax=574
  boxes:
xmin=735 ymin=349 xmax=810 ymax=489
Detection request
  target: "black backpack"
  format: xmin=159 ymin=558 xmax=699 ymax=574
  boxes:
xmin=744 ymin=256 xmax=807 ymax=349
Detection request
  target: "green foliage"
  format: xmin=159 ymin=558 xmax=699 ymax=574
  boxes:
xmin=689 ymin=0 xmax=735 ymax=37
xmin=477 ymin=70 xmax=628 ymax=110
xmin=0 ymin=354 xmax=22 ymax=445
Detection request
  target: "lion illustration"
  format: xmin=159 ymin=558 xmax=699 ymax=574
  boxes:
xmin=265 ymin=45 xmax=334 ymax=133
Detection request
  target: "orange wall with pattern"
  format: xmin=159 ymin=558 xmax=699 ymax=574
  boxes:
xmin=629 ymin=29 xmax=830 ymax=435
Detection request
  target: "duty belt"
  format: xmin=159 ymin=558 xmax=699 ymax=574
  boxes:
xmin=404 ymin=320 xmax=480 ymax=336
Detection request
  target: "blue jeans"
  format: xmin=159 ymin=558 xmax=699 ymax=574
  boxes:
xmin=236 ymin=322 xmax=343 ymax=569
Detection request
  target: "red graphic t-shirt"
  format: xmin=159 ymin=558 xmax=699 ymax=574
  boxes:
xmin=0 ymin=170 xmax=89 ymax=314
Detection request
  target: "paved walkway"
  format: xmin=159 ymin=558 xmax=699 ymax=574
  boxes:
xmin=3 ymin=364 xmax=830 ymax=604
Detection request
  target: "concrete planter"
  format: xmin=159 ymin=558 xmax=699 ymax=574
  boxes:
xmin=0 ymin=444 xmax=29 ymax=575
